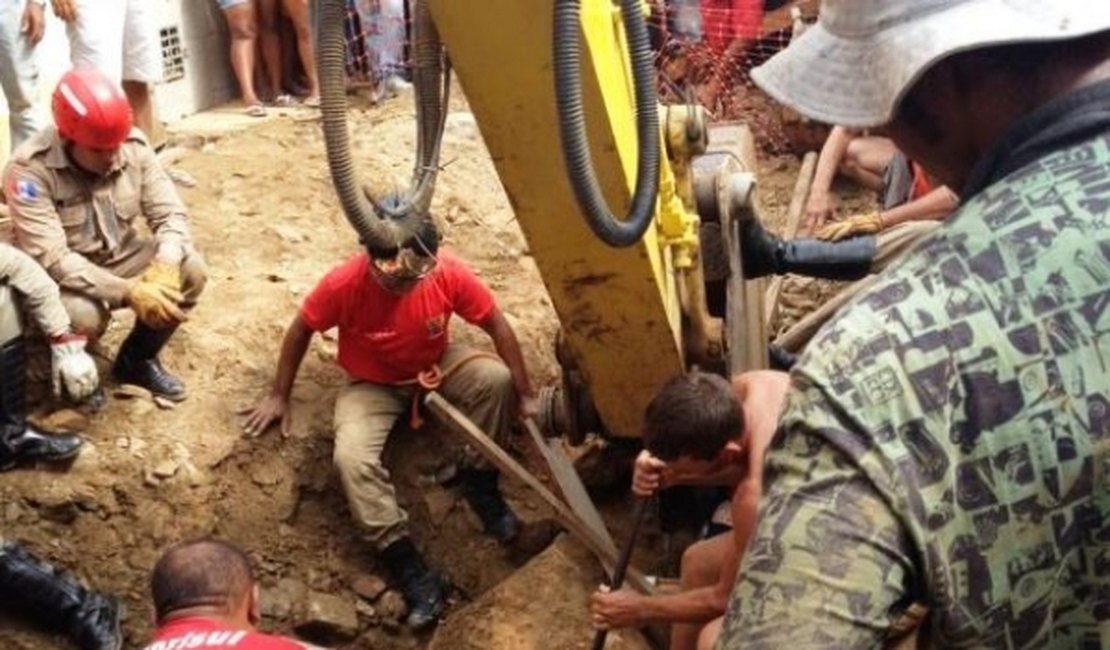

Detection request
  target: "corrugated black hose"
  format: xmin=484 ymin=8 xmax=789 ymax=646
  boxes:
xmin=316 ymin=0 xmax=449 ymax=253
xmin=553 ymin=0 xmax=661 ymax=248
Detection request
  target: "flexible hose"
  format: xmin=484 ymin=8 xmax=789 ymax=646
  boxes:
xmin=553 ymin=0 xmax=661 ymax=248
xmin=380 ymin=0 xmax=451 ymax=217
xmin=412 ymin=0 xmax=448 ymax=201
xmin=316 ymin=0 xmax=449 ymax=252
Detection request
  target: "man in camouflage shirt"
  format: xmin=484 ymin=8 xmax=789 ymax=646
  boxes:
xmin=716 ymin=1 xmax=1110 ymax=648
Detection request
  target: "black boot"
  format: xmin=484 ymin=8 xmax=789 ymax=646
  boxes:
xmin=111 ymin=323 xmax=185 ymax=401
xmin=739 ymin=211 xmax=877 ymax=281
xmin=379 ymin=537 xmax=446 ymax=630
xmin=0 ymin=337 xmax=84 ymax=471
xmin=460 ymin=468 xmax=520 ymax=543
xmin=0 ymin=542 xmax=122 ymax=650
xmin=460 ymin=469 xmax=560 ymax=560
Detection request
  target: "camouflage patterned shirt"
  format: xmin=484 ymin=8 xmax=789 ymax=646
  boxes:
xmin=717 ymin=84 xmax=1110 ymax=649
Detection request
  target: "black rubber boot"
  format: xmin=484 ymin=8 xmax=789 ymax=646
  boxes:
xmin=460 ymin=468 xmax=520 ymax=543
xmin=0 ymin=337 xmax=84 ymax=471
xmin=739 ymin=211 xmax=877 ymax=281
xmin=111 ymin=323 xmax=185 ymax=401
xmin=0 ymin=542 xmax=122 ymax=650
xmin=379 ymin=537 xmax=446 ymax=630
xmin=460 ymin=469 xmax=560 ymax=561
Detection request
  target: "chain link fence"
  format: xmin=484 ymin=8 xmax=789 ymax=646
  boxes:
xmin=651 ymin=0 xmax=821 ymax=155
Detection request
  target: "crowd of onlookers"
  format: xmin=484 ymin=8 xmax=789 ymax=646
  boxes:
xmin=0 ymin=0 xmax=161 ymax=153
xmin=0 ymin=0 xmax=411 ymax=145
xmin=217 ymin=0 xmax=413 ymax=118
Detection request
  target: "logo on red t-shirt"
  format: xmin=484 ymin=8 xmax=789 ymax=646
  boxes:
xmin=425 ymin=313 xmax=447 ymax=338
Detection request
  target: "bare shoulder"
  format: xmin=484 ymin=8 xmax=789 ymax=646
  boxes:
xmin=731 ymin=370 xmax=790 ymax=401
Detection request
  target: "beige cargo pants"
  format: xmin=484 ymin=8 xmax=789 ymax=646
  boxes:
xmin=333 ymin=343 xmax=515 ymax=550
xmin=774 ymin=220 xmax=940 ymax=352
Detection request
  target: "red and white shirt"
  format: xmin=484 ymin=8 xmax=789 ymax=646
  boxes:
xmin=299 ymin=250 xmax=496 ymax=384
xmin=143 ymin=617 xmax=304 ymax=650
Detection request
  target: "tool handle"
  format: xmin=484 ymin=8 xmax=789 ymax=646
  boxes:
xmin=591 ymin=497 xmax=651 ymax=650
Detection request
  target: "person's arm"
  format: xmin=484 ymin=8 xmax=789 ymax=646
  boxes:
xmin=0 ymin=243 xmax=70 ymax=337
xmin=815 ymin=185 xmax=959 ymax=241
xmin=477 ymin=306 xmax=537 ymax=416
xmin=50 ymin=0 xmax=74 ymax=22
xmin=805 ymin=126 xmax=857 ymax=230
xmin=21 ymin=0 xmax=45 ymax=45
xmin=136 ymin=141 xmax=192 ymax=265
xmin=240 ymin=315 xmax=314 ymax=437
xmin=879 ymin=185 xmax=958 ymax=228
xmin=640 ymin=477 xmax=760 ymax=625
xmin=6 ymin=163 xmax=134 ymax=305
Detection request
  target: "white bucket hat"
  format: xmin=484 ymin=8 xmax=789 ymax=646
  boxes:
xmin=752 ymin=0 xmax=1110 ymax=128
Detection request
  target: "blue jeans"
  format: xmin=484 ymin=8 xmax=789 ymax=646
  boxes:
xmin=0 ymin=1 xmax=43 ymax=150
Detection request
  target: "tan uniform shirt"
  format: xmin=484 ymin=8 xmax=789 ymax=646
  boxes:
xmin=3 ymin=126 xmax=192 ymax=307
xmin=0 ymin=242 xmax=69 ymax=336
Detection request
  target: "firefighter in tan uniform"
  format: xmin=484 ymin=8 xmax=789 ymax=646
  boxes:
xmin=4 ymin=67 xmax=205 ymax=401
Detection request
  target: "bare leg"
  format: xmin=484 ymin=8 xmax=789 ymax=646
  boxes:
xmin=283 ymin=0 xmax=318 ymax=101
xmin=672 ymin=534 xmax=731 ymax=650
xmin=121 ymin=81 xmax=152 ymax=137
xmin=223 ymin=2 xmax=260 ymax=106
xmin=841 ymin=136 xmax=898 ymax=191
xmin=257 ymin=0 xmax=283 ymax=99
xmin=697 ymin=617 xmax=723 ymax=650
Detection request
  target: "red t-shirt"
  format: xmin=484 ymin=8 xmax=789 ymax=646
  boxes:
xmin=909 ymin=160 xmax=935 ymax=200
xmin=143 ymin=617 xmax=303 ymax=650
xmin=299 ymin=250 xmax=496 ymax=384
xmin=701 ymin=0 xmax=763 ymax=53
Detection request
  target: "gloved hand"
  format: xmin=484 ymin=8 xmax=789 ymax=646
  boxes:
xmin=127 ymin=276 xmax=186 ymax=329
xmin=815 ymin=211 xmax=885 ymax=241
xmin=142 ymin=260 xmax=183 ymax=293
xmin=50 ymin=332 xmax=99 ymax=400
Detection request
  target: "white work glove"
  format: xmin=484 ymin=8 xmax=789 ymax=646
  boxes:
xmin=50 ymin=333 xmax=99 ymax=400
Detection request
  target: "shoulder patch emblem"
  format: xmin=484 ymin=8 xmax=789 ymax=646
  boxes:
xmin=13 ymin=178 xmax=39 ymax=202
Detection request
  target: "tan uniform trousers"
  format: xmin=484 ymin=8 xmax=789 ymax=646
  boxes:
xmin=774 ymin=220 xmax=940 ymax=353
xmin=333 ymin=343 xmax=514 ymax=550
xmin=63 ymin=240 xmax=207 ymax=342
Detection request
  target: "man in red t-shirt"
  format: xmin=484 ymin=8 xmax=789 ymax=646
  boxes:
xmin=240 ymin=215 xmax=556 ymax=629
xmin=143 ymin=539 xmax=318 ymax=650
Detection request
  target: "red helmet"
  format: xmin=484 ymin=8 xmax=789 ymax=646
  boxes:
xmin=52 ymin=68 xmax=133 ymax=150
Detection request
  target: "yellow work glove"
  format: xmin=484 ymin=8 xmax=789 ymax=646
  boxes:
xmin=815 ymin=212 xmax=885 ymax=241
xmin=128 ymin=264 xmax=186 ymax=329
xmin=142 ymin=260 xmax=183 ymax=293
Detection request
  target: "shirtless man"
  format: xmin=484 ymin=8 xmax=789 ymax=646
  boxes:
xmin=590 ymin=369 xmax=788 ymax=650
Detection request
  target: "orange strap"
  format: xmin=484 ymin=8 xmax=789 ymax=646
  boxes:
xmin=397 ymin=351 xmax=502 ymax=430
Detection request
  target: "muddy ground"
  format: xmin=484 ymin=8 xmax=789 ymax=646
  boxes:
xmin=0 ymin=86 xmax=871 ymax=649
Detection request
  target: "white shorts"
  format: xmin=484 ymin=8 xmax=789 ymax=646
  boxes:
xmin=67 ymin=0 xmax=162 ymax=84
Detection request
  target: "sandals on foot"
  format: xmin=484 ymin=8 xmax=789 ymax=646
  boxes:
xmin=246 ymin=103 xmax=267 ymax=118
